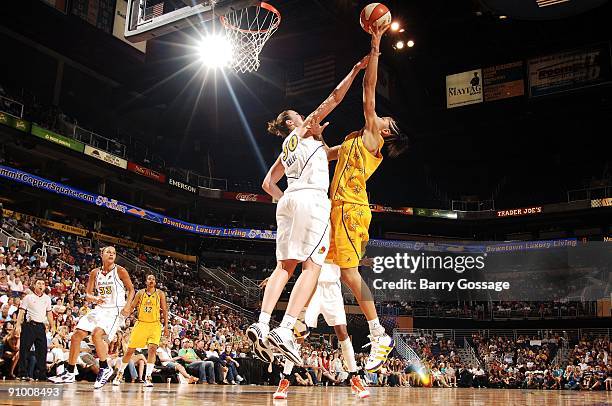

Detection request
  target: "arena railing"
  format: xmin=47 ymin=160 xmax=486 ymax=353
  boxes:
xmin=168 ymin=167 xmax=228 ymax=191
xmin=73 ymin=125 xmax=127 ymax=158
xmin=0 ymin=95 xmax=24 ymax=118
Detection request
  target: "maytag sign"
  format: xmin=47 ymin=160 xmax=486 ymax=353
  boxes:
xmin=84 ymin=146 xmax=128 ymax=169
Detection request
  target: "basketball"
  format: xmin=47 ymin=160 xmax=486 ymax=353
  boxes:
xmin=360 ymin=3 xmax=392 ymax=33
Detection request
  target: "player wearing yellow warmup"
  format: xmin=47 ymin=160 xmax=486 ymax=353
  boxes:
xmin=113 ymin=274 xmax=168 ymax=387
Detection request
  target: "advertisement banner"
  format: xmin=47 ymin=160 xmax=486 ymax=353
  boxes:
xmin=84 ymin=145 xmax=128 ymax=169
xmin=127 ymin=162 xmax=166 ymax=183
xmin=31 ymin=125 xmax=85 ymax=152
xmin=222 ymin=192 xmax=273 ymax=203
xmin=496 ymin=206 xmax=543 ymax=218
xmin=446 ymin=69 xmax=483 ymax=109
xmin=414 ymin=208 xmax=458 ymax=219
xmin=0 ymin=112 xmax=31 ymax=133
xmin=93 ymin=233 xmax=197 ymax=262
xmin=0 ymin=165 xmax=276 ymax=241
xmin=528 ymin=43 xmax=612 ymax=97
xmin=483 ymin=61 xmax=525 ymax=102
xmin=591 ymin=198 xmax=612 ymax=208
xmin=168 ymin=178 xmax=197 ymax=194
xmin=370 ymin=205 xmax=413 ymax=215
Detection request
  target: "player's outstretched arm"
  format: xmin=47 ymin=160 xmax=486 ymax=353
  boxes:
xmin=303 ymin=55 xmax=369 ymax=130
xmin=262 ymin=156 xmax=285 ymax=200
xmin=362 ymin=24 xmax=389 ymax=153
xmin=118 ymin=267 xmax=135 ymax=317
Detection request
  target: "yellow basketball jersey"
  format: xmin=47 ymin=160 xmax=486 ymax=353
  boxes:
xmin=330 ymin=131 xmax=383 ymax=205
xmin=137 ymin=289 xmax=161 ymax=323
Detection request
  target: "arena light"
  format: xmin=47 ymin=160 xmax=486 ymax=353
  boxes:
xmin=399 ymin=28 xmax=405 ymax=33
xmin=198 ymin=34 xmax=234 ymax=69
xmin=390 ymin=21 xmax=400 ymax=31
xmin=499 ymin=15 xmax=508 ymax=19
xmin=395 ymin=40 xmax=405 ymax=50
xmin=407 ymin=40 xmax=415 ymax=48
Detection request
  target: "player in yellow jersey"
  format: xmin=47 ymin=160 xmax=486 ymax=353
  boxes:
xmin=113 ymin=274 xmax=168 ymax=387
xmin=327 ymin=24 xmax=409 ymax=374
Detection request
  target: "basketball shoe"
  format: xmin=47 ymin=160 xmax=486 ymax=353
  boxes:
xmin=112 ymin=371 xmax=123 ymax=386
xmin=246 ymin=322 xmax=274 ymax=363
xmin=273 ymin=378 xmax=290 ymax=400
xmin=364 ymin=334 xmax=394 ymax=373
xmin=144 ymin=376 xmax=154 ymax=387
xmin=49 ymin=370 xmax=75 ymax=384
xmin=267 ymin=327 xmax=302 ymax=366
xmin=94 ymin=366 xmax=114 ymax=389
xmin=350 ymin=376 xmax=370 ymax=398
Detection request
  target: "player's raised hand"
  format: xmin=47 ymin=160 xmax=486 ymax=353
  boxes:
xmin=305 ymin=121 xmax=330 ymax=139
xmin=370 ymin=23 xmax=390 ymax=49
xmin=354 ymin=55 xmax=370 ymax=71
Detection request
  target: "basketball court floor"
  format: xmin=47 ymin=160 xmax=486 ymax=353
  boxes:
xmin=1 ymin=382 xmax=610 ymax=405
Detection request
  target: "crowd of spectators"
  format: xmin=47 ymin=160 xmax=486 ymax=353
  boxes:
xmin=0 ymin=210 xmax=610 ymax=391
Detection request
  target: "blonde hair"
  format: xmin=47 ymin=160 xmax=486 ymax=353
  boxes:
xmin=266 ymin=110 xmax=293 ymax=138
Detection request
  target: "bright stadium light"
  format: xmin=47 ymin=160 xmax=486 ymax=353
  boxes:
xmin=198 ymin=34 xmax=234 ymax=69
xmin=407 ymin=40 xmax=415 ymax=48
xmin=395 ymin=40 xmax=405 ymax=49
xmin=391 ymin=21 xmax=400 ymax=31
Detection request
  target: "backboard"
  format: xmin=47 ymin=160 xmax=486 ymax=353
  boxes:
xmin=125 ymin=0 xmax=259 ymax=43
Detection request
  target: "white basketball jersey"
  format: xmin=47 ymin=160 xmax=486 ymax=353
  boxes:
xmin=318 ymin=262 xmax=341 ymax=284
xmin=95 ymin=265 xmax=127 ymax=309
xmin=281 ymin=129 xmax=329 ymax=194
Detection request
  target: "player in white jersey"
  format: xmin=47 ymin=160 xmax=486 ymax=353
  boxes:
xmin=50 ymin=246 xmax=134 ymax=388
xmin=271 ymin=262 xmax=370 ymax=400
xmin=248 ymin=54 xmax=370 ymax=366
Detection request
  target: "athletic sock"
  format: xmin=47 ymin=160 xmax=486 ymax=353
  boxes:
xmin=99 ymin=359 xmax=108 ymax=369
xmin=367 ymin=318 xmax=385 ymax=337
xmin=146 ymin=363 xmax=155 ymax=378
xmin=259 ymin=311 xmax=271 ymax=325
xmin=66 ymin=364 xmax=75 ymax=374
xmin=279 ymin=314 xmax=297 ymax=330
xmin=340 ymin=338 xmax=358 ymax=373
xmin=283 ymin=360 xmax=294 ymax=376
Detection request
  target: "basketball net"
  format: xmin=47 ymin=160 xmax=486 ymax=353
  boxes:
xmin=220 ymin=2 xmax=281 ymax=73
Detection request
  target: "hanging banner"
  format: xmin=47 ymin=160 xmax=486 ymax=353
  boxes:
xmin=370 ymin=205 xmax=413 ymax=215
xmin=222 ymin=192 xmax=273 ymax=203
xmin=31 ymin=125 xmax=85 ymax=152
xmin=528 ymin=43 xmax=612 ymax=97
xmin=0 ymin=165 xmax=276 ymax=241
xmin=127 ymin=162 xmax=166 ymax=183
xmin=496 ymin=206 xmax=543 ymax=218
xmin=168 ymin=178 xmax=197 ymax=194
xmin=483 ymin=61 xmax=525 ymax=102
xmin=446 ymin=69 xmax=483 ymax=109
xmin=84 ymin=145 xmax=128 ymax=169
xmin=0 ymin=112 xmax=31 ymax=133
xmin=414 ymin=208 xmax=458 ymax=219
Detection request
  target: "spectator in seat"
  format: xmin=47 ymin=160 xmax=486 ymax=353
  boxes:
xmin=156 ymin=337 xmax=198 ymax=383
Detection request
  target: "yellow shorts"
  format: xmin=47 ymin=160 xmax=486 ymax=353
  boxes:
xmin=128 ymin=321 xmax=162 ymax=348
xmin=328 ymin=202 xmax=372 ymax=268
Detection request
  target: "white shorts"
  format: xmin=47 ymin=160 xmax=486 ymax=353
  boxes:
xmin=304 ymin=281 xmax=346 ymax=328
xmin=275 ymin=190 xmax=331 ymax=266
xmin=75 ymin=307 xmax=124 ymax=341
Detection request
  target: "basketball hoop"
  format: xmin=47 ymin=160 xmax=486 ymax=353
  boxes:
xmin=220 ymin=2 xmax=281 ymax=73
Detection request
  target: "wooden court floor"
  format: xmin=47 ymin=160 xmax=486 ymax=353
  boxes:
xmin=0 ymin=382 xmax=610 ymax=405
